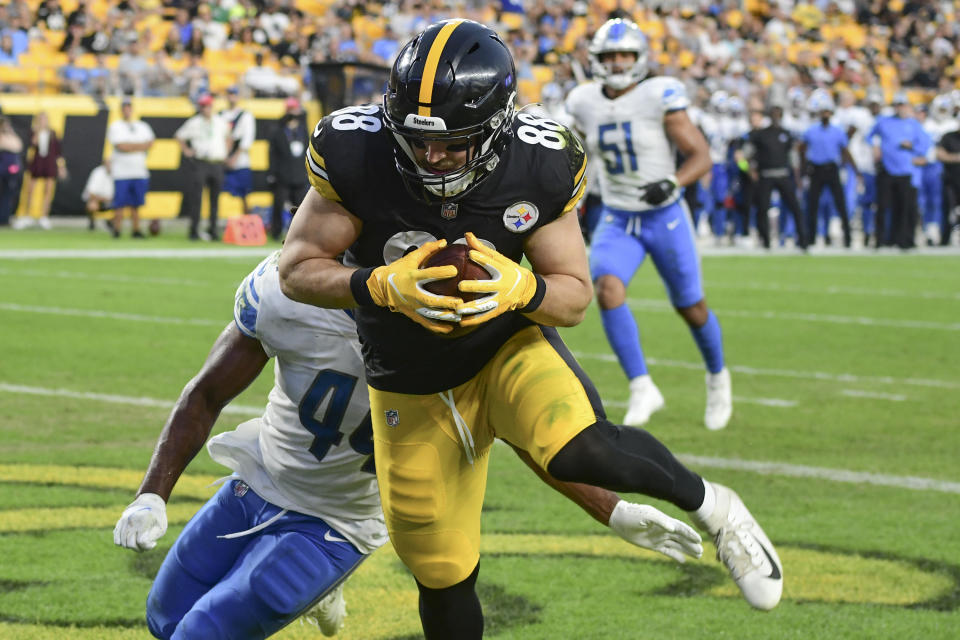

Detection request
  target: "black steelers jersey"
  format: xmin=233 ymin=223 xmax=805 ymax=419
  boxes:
xmin=306 ymin=104 xmax=587 ymax=394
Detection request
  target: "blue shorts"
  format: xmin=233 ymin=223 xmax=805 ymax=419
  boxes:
xmin=224 ymin=168 xmax=253 ymax=197
xmin=146 ymin=479 xmax=365 ymax=640
xmin=113 ymin=178 xmax=149 ymax=208
xmin=589 ymin=200 xmax=704 ymax=308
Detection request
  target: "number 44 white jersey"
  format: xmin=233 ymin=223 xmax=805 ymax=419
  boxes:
xmin=565 ymin=76 xmax=689 ymax=212
xmin=207 ymin=250 xmax=387 ymax=554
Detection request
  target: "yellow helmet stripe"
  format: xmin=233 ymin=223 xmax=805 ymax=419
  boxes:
xmin=418 ymin=19 xmax=465 ymax=117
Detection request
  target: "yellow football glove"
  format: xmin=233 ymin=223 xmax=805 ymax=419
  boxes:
xmin=456 ymin=232 xmax=545 ymax=327
xmin=362 ymin=239 xmax=461 ymax=334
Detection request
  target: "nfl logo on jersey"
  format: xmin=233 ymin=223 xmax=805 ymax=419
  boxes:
xmin=441 ymin=203 xmax=458 ymax=220
xmin=385 ymin=410 xmax=400 ymax=427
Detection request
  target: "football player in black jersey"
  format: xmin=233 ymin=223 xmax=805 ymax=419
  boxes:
xmin=280 ymin=19 xmax=784 ymax=638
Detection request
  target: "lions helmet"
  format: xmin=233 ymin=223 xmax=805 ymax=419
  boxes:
xmin=708 ymin=90 xmax=729 ymax=115
xmin=588 ymin=19 xmax=649 ymax=91
xmin=382 ymin=19 xmax=516 ymax=202
xmin=930 ymin=94 xmax=952 ymax=120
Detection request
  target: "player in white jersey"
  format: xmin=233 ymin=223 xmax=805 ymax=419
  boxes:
xmin=834 ymin=90 xmax=876 ymax=244
xmin=919 ymin=95 xmax=955 ymax=244
xmin=781 ymin=87 xmax=810 ymax=138
xmin=697 ymin=91 xmax=735 ymax=238
xmin=565 ymin=18 xmax=731 ymax=431
xmin=114 ymin=250 xmax=704 ymax=639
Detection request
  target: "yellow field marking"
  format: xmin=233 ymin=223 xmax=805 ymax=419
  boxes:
xmin=0 ymin=464 xmax=954 ymax=638
xmin=0 ymin=464 xmax=220 ymax=500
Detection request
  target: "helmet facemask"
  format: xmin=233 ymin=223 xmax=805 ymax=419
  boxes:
xmin=589 ymin=19 xmax=649 ymax=91
xmin=384 ymin=101 xmax=514 ymax=201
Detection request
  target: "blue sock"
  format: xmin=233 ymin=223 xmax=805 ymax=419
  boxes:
xmin=600 ymin=304 xmax=647 ymax=379
xmin=690 ymin=310 xmax=724 ymax=374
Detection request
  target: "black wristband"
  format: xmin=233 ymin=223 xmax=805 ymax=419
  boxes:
xmin=349 ymin=267 xmax=377 ymax=307
xmin=519 ymin=274 xmax=547 ymax=314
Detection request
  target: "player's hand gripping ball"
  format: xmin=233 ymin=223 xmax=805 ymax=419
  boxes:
xmin=419 ymin=242 xmax=492 ymax=336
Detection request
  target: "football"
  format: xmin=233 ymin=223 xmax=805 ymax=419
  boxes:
xmin=420 ymin=242 xmax=490 ymax=301
xmin=148 ymin=219 xmax=162 ymax=236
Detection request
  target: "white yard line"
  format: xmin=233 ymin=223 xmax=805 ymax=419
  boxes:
xmin=4 ymin=381 xmax=957 ymax=495
xmin=604 ymin=395 xmax=797 ymax=409
xmin=0 ymin=248 xmax=271 ymax=259
xmin=677 ymin=454 xmax=960 ymax=495
xmin=704 ymin=280 xmax=960 ymax=301
xmin=0 ymin=383 xmax=262 ymax=417
xmin=626 ymin=298 xmax=960 ymax=331
xmin=573 ymin=351 xmax=960 ymax=390
xmin=0 ymin=303 xmax=226 ymax=327
xmin=840 ymin=389 xmax=908 ymax=402
xmin=0 ymin=267 xmax=211 ymax=287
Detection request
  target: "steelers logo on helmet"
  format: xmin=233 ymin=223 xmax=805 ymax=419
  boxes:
xmin=588 ymin=18 xmax=650 ymax=91
xmin=382 ymin=19 xmax=517 ymax=203
xmin=503 ymin=201 xmax=539 ymax=233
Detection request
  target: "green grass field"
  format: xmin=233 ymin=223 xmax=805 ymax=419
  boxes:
xmin=1 ymin=228 xmax=959 ymax=639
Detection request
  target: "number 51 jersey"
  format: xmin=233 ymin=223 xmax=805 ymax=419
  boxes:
xmin=565 ymin=76 xmax=689 ymax=212
xmin=208 ymin=251 xmax=387 ymax=554
xmin=305 ymin=105 xmax=587 ymax=395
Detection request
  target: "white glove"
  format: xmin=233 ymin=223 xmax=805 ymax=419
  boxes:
xmin=114 ymin=493 xmax=168 ymax=552
xmin=609 ymin=500 xmax=703 ymax=563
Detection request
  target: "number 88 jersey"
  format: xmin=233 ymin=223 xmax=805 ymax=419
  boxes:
xmin=565 ymin=76 xmax=689 ymax=212
xmin=304 ymin=104 xmax=588 ymax=394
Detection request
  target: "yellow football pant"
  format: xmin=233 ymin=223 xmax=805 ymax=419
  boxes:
xmin=369 ymin=325 xmax=600 ymax=588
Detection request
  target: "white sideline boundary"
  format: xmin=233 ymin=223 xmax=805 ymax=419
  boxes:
xmin=573 ymin=351 xmax=960 ymax=391
xmin=0 ymin=248 xmax=272 ymax=259
xmin=604 ymin=395 xmax=797 ymax=409
xmin=626 ymin=298 xmax=960 ymax=331
xmin=677 ymin=454 xmax=960 ymax=495
xmin=0 ymin=383 xmax=262 ymax=417
xmin=3 ymin=381 xmax=957 ymax=495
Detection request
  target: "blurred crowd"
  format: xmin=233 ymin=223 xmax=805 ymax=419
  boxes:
xmin=1 ymin=0 xmax=960 ymax=104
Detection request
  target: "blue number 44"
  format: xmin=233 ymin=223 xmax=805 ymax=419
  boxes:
xmin=299 ymin=369 xmax=375 ymax=474
xmin=598 ymin=121 xmax=638 ymax=175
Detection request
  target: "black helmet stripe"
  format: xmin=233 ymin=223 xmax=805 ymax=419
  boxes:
xmin=418 ymin=19 xmax=465 ymax=117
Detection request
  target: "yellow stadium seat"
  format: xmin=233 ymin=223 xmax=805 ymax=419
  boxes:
xmin=517 ymin=78 xmax=540 ymax=105
xmin=209 ymin=71 xmax=239 ymax=93
xmin=532 ymin=65 xmax=554 ymax=85
xmin=501 ymin=13 xmax=525 ymax=30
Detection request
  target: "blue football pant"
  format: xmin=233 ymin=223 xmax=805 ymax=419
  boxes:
xmin=147 ymin=480 xmax=365 ymax=640
xmin=919 ymin=163 xmax=943 ymax=229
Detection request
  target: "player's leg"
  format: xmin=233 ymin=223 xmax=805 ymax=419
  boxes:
xmin=805 ymin=169 xmax=825 ymax=244
xmin=111 ymin=180 xmax=128 ymax=237
xmin=368 ymin=385 xmax=494 ymax=639
xmin=589 ymin=205 xmax=661 ymax=426
xmin=644 ymin=201 xmax=731 ymax=430
xmin=754 ymin=178 xmax=774 ymax=248
xmin=146 ymin=481 xmax=259 ymax=638
xmin=489 ymin=326 xmax=781 ymax=611
xmin=207 ymin=164 xmax=223 ymax=239
xmin=828 ymin=168 xmax=852 ymax=247
xmin=171 ymin=511 xmax=364 ymax=640
xmin=779 ymin=177 xmax=808 ymax=249
xmin=861 ymin=172 xmax=876 ymax=245
xmin=710 ymin=163 xmax=729 ymax=239
xmin=923 ymin=163 xmax=943 ymax=245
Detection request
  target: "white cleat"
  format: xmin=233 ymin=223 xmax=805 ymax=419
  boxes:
xmin=704 ymin=367 xmax=732 ymax=431
xmin=691 ymin=483 xmax=783 ymax=610
xmin=38 ymin=216 xmax=52 ymax=230
xmin=623 ymin=375 xmax=665 ymax=426
xmin=301 ymin=584 xmax=347 ymax=636
xmin=11 ymin=216 xmax=35 ymax=230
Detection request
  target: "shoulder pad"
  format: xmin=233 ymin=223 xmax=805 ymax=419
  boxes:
xmin=306 ymin=104 xmax=385 ymax=204
xmin=233 ymin=251 xmax=280 ymax=338
xmin=511 ymin=111 xmax=587 ymax=216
